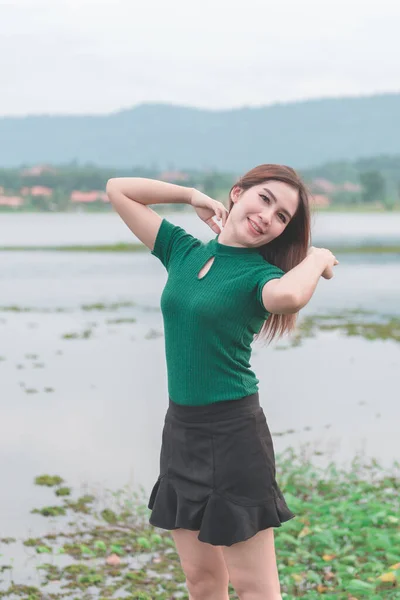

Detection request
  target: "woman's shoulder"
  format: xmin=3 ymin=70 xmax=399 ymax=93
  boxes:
xmin=251 ymin=254 xmax=285 ymax=276
xmin=152 ymin=218 xmax=203 ymax=269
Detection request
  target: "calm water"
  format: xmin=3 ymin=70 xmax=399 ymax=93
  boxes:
xmin=1 ymin=210 xmax=400 ymax=246
xmin=0 ymin=212 xmax=399 ymax=582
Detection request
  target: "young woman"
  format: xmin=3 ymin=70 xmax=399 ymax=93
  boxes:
xmin=106 ymin=164 xmax=338 ymax=600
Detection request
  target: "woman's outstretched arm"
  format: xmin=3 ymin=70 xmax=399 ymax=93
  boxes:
xmin=261 ymin=248 xmax=339 ymax=315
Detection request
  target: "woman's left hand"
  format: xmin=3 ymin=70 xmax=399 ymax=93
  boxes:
xmin=190 ymin=189 xmax=229 ymax=234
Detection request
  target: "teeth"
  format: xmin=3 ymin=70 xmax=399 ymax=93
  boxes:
xmin=249 ymin=219 xmax=262 ymax=233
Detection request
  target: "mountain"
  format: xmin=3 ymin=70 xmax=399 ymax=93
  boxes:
xmin=1 ymin=93 xmax=400 ymax=171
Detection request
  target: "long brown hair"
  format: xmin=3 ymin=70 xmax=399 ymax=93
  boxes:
xmin=228 ymin=164 xmax=311 ymax=343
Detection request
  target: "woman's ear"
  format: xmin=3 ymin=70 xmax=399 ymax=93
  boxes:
xmin=230 ymin=185 xmax=242 ymax=204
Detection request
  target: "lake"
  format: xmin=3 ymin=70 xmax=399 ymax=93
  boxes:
xmin=1 ymin=210 xmax=400 ymax=247
xmin=0 ymin=211 xmax=399 ymax=584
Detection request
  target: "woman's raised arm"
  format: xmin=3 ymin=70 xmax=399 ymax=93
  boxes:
xmin=261 ymin=248 xmax=339 ymax=315
xmin=106 ymin=178 xmax=193 ymax=250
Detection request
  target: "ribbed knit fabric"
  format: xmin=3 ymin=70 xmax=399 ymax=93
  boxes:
xmin=151 ymin=218 xmax=285 ymax=406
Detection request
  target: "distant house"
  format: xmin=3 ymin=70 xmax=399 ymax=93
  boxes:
xmin=0 ymin=186 xmax=4 ymax=194
xmin=0 ymin=195 xmax=24 ymax=207
xmin=341 ymin=181 xmax=362 ymax=193
xmin=70 ymin=190 xmax=109 ymax=203
xmin=311 ymin=178 xmax=336 ymax=193
xmin=21 ymin=165 xmax=57 ymax=177
xmin=310 ymin=194 xmax=330 ymax=207
xmin=159 ymin=170 xmax=190 ymax=182
xmin=21 ymin=186 xmax=53 ymax=196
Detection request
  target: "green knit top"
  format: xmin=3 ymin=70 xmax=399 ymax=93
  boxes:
xmin=151 ymin=218 xmax=285 ymax=406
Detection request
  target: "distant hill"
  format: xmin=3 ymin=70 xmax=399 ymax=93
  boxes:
xmin=1 ymin=93 xmax=400 ymax=171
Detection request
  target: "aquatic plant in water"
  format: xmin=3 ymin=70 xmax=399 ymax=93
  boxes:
xmin=0 ymin=449 xmax=399 ymax=598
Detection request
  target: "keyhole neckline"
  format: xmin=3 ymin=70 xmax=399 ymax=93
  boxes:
xmin=212 ymin=235 xmax=261 ymax=256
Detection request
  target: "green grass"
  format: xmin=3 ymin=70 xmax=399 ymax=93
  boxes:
xmin=1 ymin=243 xmax=400 ymax=254
xmin=1 ymin=449 xmax=399 ymax=598
xmin=0 ymin=243 xmax=145 ymax=252
xmin=316 ymin=204 xmax=400 ymax=213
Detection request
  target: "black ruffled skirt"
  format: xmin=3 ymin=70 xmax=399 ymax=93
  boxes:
xmin=148 ymin=393 xmax=295 ymax=547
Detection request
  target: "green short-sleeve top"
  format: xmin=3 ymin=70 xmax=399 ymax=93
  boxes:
xmin=151 ymin=218 xmax=285 ymax=406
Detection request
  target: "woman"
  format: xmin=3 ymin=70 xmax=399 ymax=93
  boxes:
xmin=106 ymin=164 xmax=338 ymax=600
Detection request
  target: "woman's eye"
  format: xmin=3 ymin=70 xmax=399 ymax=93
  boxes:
xmin=260 ymin=194 xmax=286 ymax=223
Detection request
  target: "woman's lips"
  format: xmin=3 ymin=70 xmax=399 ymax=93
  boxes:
xmin=247 ymin=217 xmax=263 ymax=235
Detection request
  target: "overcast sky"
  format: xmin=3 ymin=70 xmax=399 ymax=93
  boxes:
xmin=1 ymin=0 xmax=400 ymax=116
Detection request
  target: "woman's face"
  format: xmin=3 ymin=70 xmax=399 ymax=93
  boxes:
xmin=228 ymin=180 xmax=300 ymax=247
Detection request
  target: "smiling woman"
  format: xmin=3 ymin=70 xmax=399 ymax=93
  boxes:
xmin=221 ymin=164 xmax=336 ymax=340
xmin=106 ymin=164 xmax=339 ymax=600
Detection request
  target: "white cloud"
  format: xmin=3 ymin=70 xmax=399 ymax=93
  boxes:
xmin=1 ymin=0 xmax=400 ymax=115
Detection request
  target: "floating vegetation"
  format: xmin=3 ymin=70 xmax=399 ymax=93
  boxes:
xmin=0 ymin=450 xmax=399 ymax=598
xmin=55 ymin=487 xmax=71 ymax=497
xmin=0 ymin=305 xmax=35 ymax=312
xmin=31 ymin=505 xmax=67 ymax=517
xmin=0 ymin=301 xmax=159 ymax=315
xmin=107 ymin=317 xmax=137 ymax=324
xmin=81 ymin=301 xmax=136 ymax=311
xmin=273 ymin=310 xmax=400 ymax=350
xmin=2 ymin=243 xmax=400 ymax=254
xmin=62 ymin=328 xmax=93 ymax=340
xmin=65 ymin=495 xmax=96 ymax=514
xmin=0 ymin=305 xmax=67 ymax=313
xmin=0 ymin=243 xmax=145 ymax=252
xmin=34 ymin=475 xmax=64 ymax=487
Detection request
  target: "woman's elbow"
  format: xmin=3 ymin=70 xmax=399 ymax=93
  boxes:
xmin=106 ymin=178 xmax=117 ymax=194
xmin=276 ymin=297 xmax=302 ymax=315
xmin=265 ymin=291 xmax=302 ymax=315
xmin=106 ymin=178 xmax=124 ymax=205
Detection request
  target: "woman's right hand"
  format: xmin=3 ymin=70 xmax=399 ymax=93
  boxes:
xmin=307 ymin=246 xmax=339 ymax=279
xmin=190 ymin=189 xmax=229 ymax=234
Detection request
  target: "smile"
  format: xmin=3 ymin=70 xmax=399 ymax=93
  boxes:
xmin=247 ymin=218 xmax=264 ymax=235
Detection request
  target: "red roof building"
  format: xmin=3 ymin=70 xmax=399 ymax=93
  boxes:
xmin=21 ymin=165 xmax=57 ymax=177
xmin=311 ymin=178 xmax=336 ymax=193
xmin=0 ymin=196 xmax=24 ymax=207
xmin=21 ymin=186 xmax=53 ymax=196
xmin=310 ymin=194 xmax=331 ymax=207
xmin=159 ymin=170 xmax=190 ymax=182
xmin=70 ymin=190 xmax=109 ymax=203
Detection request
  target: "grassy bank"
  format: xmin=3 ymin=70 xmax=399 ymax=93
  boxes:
xmin=1 ymin=204 xmax=400 ymax=215
xmin=0 ymin=306 xmax=399 ymax=345
xmin=0 ymin=448 xmax=399 ymax=599
xmin=1 ymin=243 xmax=400 ymax=254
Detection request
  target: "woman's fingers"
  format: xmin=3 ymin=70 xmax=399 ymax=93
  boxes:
xmin=214 ymin=202 xmax=229 ymax=226
xmin=201 ymin=201 xmax=228 ymax=233
xmin=207 ymin=217 xmax=221 ymax=233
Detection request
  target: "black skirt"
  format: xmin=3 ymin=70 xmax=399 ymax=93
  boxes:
xmin=147 ymin=393 xmax=295 ymax=547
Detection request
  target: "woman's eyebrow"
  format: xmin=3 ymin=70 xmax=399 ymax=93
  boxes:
xmin=262 ymin=187 xmax=293 ymax=220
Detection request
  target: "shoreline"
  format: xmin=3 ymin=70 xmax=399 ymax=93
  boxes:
xmin=1 ymin=243 xmax=400 ymax=254
xmin=1 ymin=450 xmax=399 ymax=598
xmin=1 ymin=204 xmax=400 ymax=215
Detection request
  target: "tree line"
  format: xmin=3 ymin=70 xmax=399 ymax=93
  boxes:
xmin=0 ymin=155 xmax=399 ymax=211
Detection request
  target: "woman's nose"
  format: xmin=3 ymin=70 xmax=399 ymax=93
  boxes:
xmin=260 ymin=210 xmax=272 ymax=225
